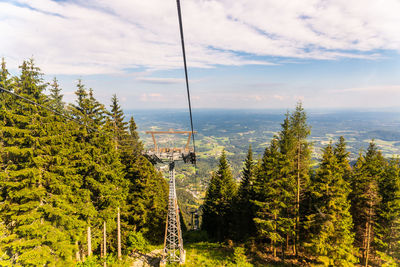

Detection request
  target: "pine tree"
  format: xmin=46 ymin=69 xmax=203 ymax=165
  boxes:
xmin=49 ymin=77 xmax=64 ymax=112
xmin=0 ymin=59 xmax=81 ymax=265
xmin=129 ymin=116 xmax=139 ymax=140
xmin=109 ymin=94 xmax=130 ymax=152
xmin=87 ymin=88 xmax=106 ymax=127
xmin=375 ymin=158 xmax=400 ymax=265
xmin=277 ymin=111 xmax=297 ymax=255
xmin=290 ymin=102 xmax=312 ymax=254
xmin=0 ymin=57 xmax=13 ymax=91
xmin=105 ymin=95 xmax=167 ymax=245
xmin=235 ymin=145 xmax=256 ymax=240
xmin=74 ymin=79 xmax=87 ymax=112
xmin=306 ymin=142 xmax=356 ymax=266
xmin=351 ymin=141 xmax=385 ymax=266
xmin=334 ymin=136 xmax=352 ymax=182
xmin=110 ymin=94 xmax=128 ymax=132
xmin=126 ymin=157 xmax=168 ymax=243
xmin=202 ymin=150 xmax=237 ymax=241
xmin=0 ymin=58 xmax=14 ymax=114
xmin=254 ymin=139 xmax=288 ymax=257
xmin=0 ymin=59 xmax=168 ymax=264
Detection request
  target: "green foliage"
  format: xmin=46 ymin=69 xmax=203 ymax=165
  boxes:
xmin=2 ymin=58 xmax=400 ymax=265
xmin=76 ymin=256 xmax=99 ymax=267
xmin=375 ymin=158 xmax=400 ymax=265
xmin=126 ymin=231 xmax=151 ymax=253
xmin=184 ymin=230 xmax=209 ymax=243
xmin=0 ymin=58 xmax=168 ymax=265
xmin=350 ymin=141 xmax=385 ymax=265
xmin=181 ymin=242 xmax=253 ymax=267
xmin=305 ymin=140 xmax=357 ymax=266
xmin=49 ymin=77 xmax=64 ymax=112
xmin=202 ymin=150 xmax=237 ymax=241
xmin=231 ymin=246 xmax=252 ymax=267
xmin=235 ymin=145 xmax=256 ymax=240
xmin=253 ymin=138 xmax=292 ymax=257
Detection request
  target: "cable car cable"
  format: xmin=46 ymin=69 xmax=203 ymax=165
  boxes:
xmin=176 ymin=0 xmax=197 ymax=165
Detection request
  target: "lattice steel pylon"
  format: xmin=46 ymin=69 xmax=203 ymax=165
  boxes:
xmin=144 ymin=130 xmax=196 ymax=265
xmin=162 ymin=161 xmax=185 ymax=264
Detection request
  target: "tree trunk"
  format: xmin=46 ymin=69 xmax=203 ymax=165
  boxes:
xmin=87 ymin=226 xmax=92 ymax=257
xmin=103 ymin=221 xmax=107 ymax=267
xmin=117 ymin=207 xmax=121 ymax=260
xmin=365 ymin=207 xmax=372 ymax=267
xmin=286 ymin=234 xmax=289 ymax=253
xmin=273 ymin=213 xmax=277 ymax=258
xmin=75 ymin=241 xmax=81 ymax=262
xmin=294 ymin=139 xmax=301 ymax=257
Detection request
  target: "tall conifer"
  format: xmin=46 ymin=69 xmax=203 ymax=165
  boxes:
xmin=306 ymin=142 xmax=356 ymax=266
xmin=277 ymin=112 xmax=297 ymax=254
xmin=202 ymin=150 xmax=237 ymax=241
xmin=235 ymin=145 xmax=256 ymax=240
xmin=351 ymin=141 xmax=385 ymax=266
xmin=0 ymin=58 xmax=13 ymax=91
xmin=375 ymin=158 xmax=400 ymax=265
xmin=0 ymin=59 xmax=80 ymax=265
xmin=49 ymin=77 xmax=64 ymax=112
xmin=334 ymin=136 xmax=352 ymax=181
xmin=254 ymin=139 xmax=288 ymax=257
xmin=290 ymin=102 xmax=312 ymax=254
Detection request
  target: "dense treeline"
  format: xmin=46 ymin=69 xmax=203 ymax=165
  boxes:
xmin=202 ymin=103 xmax=400 ymax=266
xmin=1 ymin=58 xmax=400 ymax=266
xmin=0 ymin=58 xmax=168 ymax=266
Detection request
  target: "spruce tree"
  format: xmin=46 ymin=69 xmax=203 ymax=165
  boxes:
xmin=129 ymin=116 xmax=139 ymax=141
xmin=0 ymin=59 xmax=168 ymax=264
xmin=290 ymin=102 xmax=312 ymax=254
xmin=105 ymin=95 xmax=167 ymax=244
xmin=0 ymin=58 xmax=14 ymax=114
xmin=277 ymin=111 xmax=297 ymax=255
xmin=74 ymin=79 xmax=87 ymax=112
xmin=351 ymin=141 xmax=385 ymax=266
xmin=0 ymin=57 xmax=13 ymax=91
xmin=109 ymin=94 xmax=130 ymax=152
xmin=235 ymin=145 xmax=256 ymax=240
xmin=254 ymin=139 xmax=288 ymax=257
xmin=375 ymin=158 xmax=400 ymax=265
xmin=49 ymin=77 xmax=64 ymax=112
xmin=306 ymin=142 xmax=356 ymax=266
xmin=202 ymin=150 xmax=237 ymax=241
xmin=110 ymin=94 xmax=128 ymax=132
xmin=0 ymin=59 xmax=81 ymax=265
xmin=334 ymin=136 xmax=352 ymax=182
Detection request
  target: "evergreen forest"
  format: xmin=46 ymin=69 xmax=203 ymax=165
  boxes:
xmin=0 ymin=59 xmax=168 ymax=266
xmin=0 ymin=58 xmax=399 ymax=266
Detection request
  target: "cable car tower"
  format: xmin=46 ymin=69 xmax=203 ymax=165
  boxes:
xmin=145 ymin=129 xmax=196 ymax=265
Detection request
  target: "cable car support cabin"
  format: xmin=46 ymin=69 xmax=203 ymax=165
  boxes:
xmin=145 ymin=130 xmax=196 ymax=164
xmin=144 ymin=129 xmax=196 ymax=265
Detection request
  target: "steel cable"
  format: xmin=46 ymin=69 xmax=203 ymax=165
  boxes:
xmin=176 ymin=0 xmax=197 ymax=168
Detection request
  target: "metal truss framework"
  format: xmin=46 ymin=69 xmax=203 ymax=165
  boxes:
xmin=161 ymin=162 xmax=185 ymax=264
xmin=144 ymin=130 xmax=196 ymax=265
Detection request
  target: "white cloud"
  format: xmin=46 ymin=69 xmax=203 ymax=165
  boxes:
xmin=330 ymin=85 xmax=400 ymax=93
xmin=273 ymin=94 xmax=285 ymax=101
xmin=140 ymin=92 xmax=165 ymax=102
xmin=0 ymin=0 xmax=399 ymax=75
xmin=136 ymin=77 xmax=185 ymax=84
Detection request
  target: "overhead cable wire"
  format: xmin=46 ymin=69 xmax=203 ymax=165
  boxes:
xmin=176 ymin=0 xmax=197 ymax=165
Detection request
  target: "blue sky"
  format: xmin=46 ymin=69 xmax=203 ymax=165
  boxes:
xmin=1 ymin=0 xmax=399 ymax=109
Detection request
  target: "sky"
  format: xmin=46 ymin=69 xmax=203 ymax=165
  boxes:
xmin=0 ymin=0 xmax=400 ymax=110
